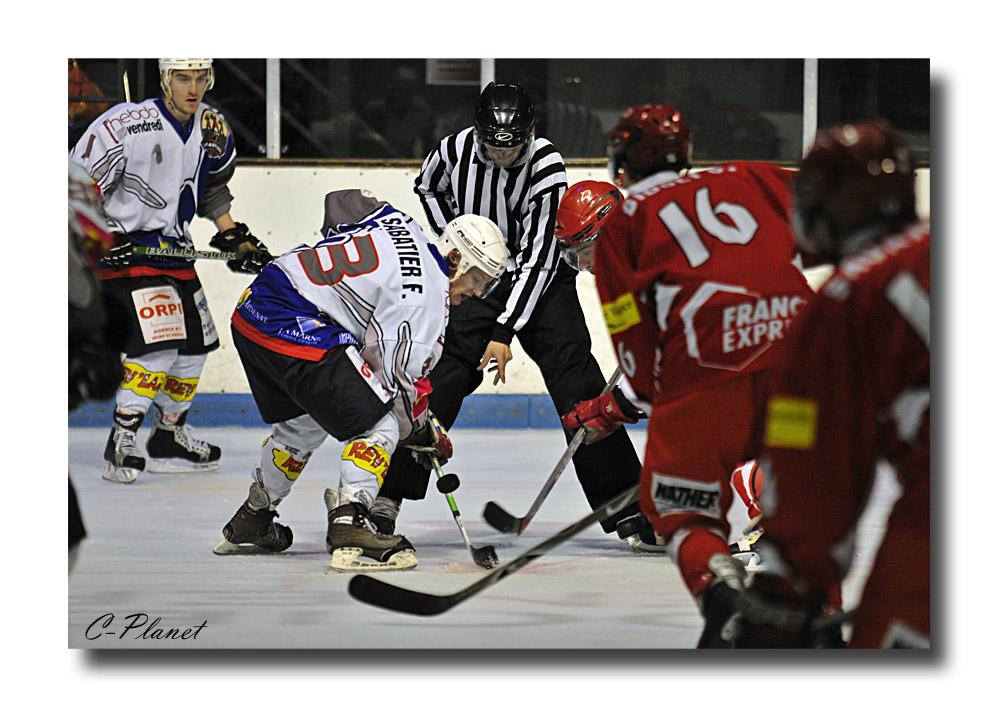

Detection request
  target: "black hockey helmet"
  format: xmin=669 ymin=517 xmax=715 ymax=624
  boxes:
xmin=474 ymin=82 xmax=535 ymax=149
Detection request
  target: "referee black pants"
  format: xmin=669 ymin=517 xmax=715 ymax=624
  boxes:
xmin=380 ymin=267 xmax=641 ymax=532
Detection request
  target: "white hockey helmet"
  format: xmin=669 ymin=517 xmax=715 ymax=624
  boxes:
xmin=437 ymin=215 xmax=508 ymax=286
xmin=159 ymin=58 xmax=215 ymax=101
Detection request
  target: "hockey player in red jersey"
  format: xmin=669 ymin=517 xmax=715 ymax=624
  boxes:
xmin=556 ymin=180 xmax=766 ymax=552
xmin=579 ymin=104 xmax=814 ymax=644
xmin=721 ymin=120 xmax=930 ymax=648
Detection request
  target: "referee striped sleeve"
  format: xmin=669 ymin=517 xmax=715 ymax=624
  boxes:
xmin=414 ymin=135 xmax=459 ymax=235
xmin=496 ymin=183 xmax=564 ymax=335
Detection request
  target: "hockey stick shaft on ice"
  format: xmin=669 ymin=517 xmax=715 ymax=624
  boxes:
xmin=429 ymin=457 xmax=498 ymax=569
xmin=483 ymin=366 xmax=624 ymax=535
xmin=133 ymin=246 xmax=242 ymax=261
xmin=348 ymin=484 xmax=640 ymax=616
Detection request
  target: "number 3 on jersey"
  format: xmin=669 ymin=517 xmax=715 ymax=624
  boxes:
xmin=298 ymin=235 xmax=381 ymax=286
xmin=658 ymin=187 xmax=758 ymax=267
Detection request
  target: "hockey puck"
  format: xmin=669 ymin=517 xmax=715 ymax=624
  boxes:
xmin=436 ymin=473 xmax=460 ymax=494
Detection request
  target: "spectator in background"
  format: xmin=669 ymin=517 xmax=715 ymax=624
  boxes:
xmin=68 ymin=59 xmax=112 ymax=147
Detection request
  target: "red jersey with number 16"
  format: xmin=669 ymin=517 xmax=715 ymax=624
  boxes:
xmin=595 ymin=162 xmax=814 ymax=406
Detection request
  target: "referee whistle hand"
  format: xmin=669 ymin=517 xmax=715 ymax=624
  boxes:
xmin=478 ymin=341 xmax=512 ymax=385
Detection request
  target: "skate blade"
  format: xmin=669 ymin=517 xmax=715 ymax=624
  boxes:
xmin=212 ymin=538 xmax=286 ymax=556
xmin=147 ymin=459 xmax=221 ymax=473
xmin=733 ymin=551 xmax=762 ymax=570
xmin=329 ymin=547 xmax=418 ymax=573
xmin=102 ymin=463 xmax=140 ymax=484
xmin=624 ymin=535 xmax=669 ymax=553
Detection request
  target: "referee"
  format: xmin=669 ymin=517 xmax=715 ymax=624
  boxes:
xmin=373 ymin=82 xmax=645 ymax=543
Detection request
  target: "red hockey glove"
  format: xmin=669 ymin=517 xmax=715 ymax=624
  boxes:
xmin=407 ymin=411 xmax=453 ymax=470
xmin=561 ymin=387 xmax=645 ymax=445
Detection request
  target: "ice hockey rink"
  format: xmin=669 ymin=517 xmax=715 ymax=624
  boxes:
xmin=68 ymin=425 xmax=899 ymax=649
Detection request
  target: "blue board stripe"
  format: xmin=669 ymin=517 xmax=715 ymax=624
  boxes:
xmin=68 ymin=393 xmax=648 ymax=430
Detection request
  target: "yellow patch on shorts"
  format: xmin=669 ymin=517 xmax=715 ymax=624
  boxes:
xmin=765 ymin=396 xmax=818 ymax=449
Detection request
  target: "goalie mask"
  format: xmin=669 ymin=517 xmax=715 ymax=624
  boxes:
xmin=794 ymin=119 xmax=916 ymax=262
xmin=159 ymin=58 xmax=215 ymax=104
xmin=555 ymin=181 xmax=623 ymax=271
xmin=437 ymin=215 xmax=508 ymax=298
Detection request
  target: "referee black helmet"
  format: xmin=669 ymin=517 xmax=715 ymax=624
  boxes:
xmin=474 ymin=82 xmax=535 ymax=149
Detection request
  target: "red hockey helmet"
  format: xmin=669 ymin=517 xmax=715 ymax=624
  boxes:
xmin=794 ymin=119 xmax=917 ymax=260
xmin=555 ymin=180 xmax=623 ymax=271
xmin=607 ymin=104 xmax=691 ymax=185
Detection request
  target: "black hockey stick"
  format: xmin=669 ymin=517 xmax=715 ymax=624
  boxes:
xmin=429 ymin=456 xmax=499 ymax=569
xmin=483 ymin=366 xmax=624 ymax=535
xmin=348 ymin=484 xmax=639 ymax=616
xmin=132 ymin=246 xmax=241 ymax=261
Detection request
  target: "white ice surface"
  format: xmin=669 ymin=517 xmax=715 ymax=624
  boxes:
xmin=69 ymin=426 xmax=896 ymax=649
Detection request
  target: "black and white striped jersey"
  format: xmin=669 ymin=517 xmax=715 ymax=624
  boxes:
xmin=414 ymin=127 xmax=567 ymax=344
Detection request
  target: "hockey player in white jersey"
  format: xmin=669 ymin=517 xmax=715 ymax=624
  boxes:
xmin=70 ymin=59 xmax=273 ymax=484
xmin=213 ymin=189 xmax=507 ymax=571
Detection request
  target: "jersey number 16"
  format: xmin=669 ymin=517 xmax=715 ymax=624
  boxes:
xmin=657 ymin=187 xmax=759 ymax=268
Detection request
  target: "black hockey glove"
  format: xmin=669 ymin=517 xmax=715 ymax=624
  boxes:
xmin=730 ymin=573 xmax=845 ymax=648
xmin=209 ymin=222 xmax=274 ymax=274
xmin=100 ymin=233 xmax=134 ymax=269
xmin=697 ymin=554 xmax=751 ymax=648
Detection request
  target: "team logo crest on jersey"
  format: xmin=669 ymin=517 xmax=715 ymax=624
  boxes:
xmin=200 ymin=109 xmax=230 ymax=158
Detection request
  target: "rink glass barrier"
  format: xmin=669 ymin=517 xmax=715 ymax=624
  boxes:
xmin=69 ymin=59 xmax=929 ymax=163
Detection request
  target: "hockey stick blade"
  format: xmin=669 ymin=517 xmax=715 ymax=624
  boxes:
xmin=348 ymin=484 xmax=639 ymax=616
xmin=482 ymin=500 xmax=523 ymax=534
xmin=482 ymin=367 xmax=624 ymax=536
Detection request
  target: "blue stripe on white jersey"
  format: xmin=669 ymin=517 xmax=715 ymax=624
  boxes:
xmin=235 ymin=264 xmax=359 ymax=352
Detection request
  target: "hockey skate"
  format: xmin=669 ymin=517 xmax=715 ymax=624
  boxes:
xmin=616 ymin=513 xmax=669 ymax=553
xmin=102 ymin=409 xmax=146 ymax=483
xmin=728 ymin=521 xmax=764 ymax=570
xmin=146 ymin=408 xmax=222 ymax=473
xmin=213 ymin=482 xmax=293 ymax=555
xmin=324 ymin=488 xmax=417 ymax=573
